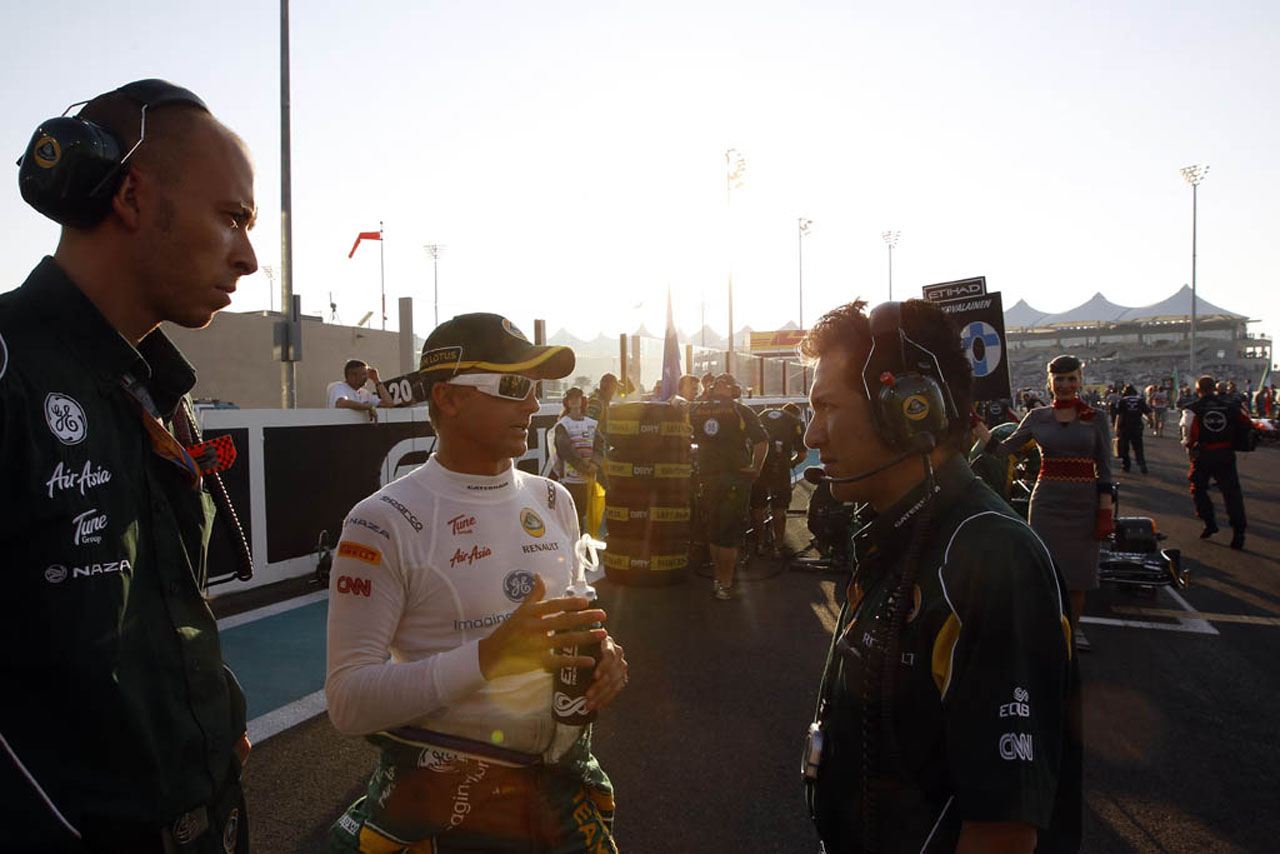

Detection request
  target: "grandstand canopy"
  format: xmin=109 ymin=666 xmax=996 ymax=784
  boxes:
xmin=1007 ymin=285 xmax=1245 ymax=329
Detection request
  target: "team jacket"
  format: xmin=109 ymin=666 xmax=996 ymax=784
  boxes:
xmin=0 ymin=259 xmax=245 ymax=843
xmin=810 ymin=455 xmax=1082 ymax=854
xmin=325 ymin=456 xmax=585 ymax=754
xmin=1184 ymin=393 xmax=1252 ymax=456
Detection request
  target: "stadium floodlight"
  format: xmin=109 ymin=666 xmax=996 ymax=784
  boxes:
xmin=882 ymin=230 xmax=901 ymax=300
xmin=798 ymin=218 xmax=813 ymax=329
xmin=1180 ymin=165 xmax=1209 ymax=374
xmin=725 ymin=149 xmax=747 ymax=361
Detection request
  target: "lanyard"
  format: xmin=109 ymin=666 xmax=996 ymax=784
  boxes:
xmin=120 ymin=372 xmax=202 ymax=487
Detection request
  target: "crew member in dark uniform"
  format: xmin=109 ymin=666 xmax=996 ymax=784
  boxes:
xmin=1112 ymin=384 xmax=1151 ymax=473
xmin=1185 ymin=375 xmax=1251 ymax=549
xmin=749 ymin=402 xmax=808 ymax=557
xmin=976 ymin=397 xmax=1017 ymax=427
xmin=799 ymin=299 xmax=1080 ymax=854
xmin=690 ymin=374 xmax=768 ymax=599
xmin=1 ymin=81 xmax=257 ymax=852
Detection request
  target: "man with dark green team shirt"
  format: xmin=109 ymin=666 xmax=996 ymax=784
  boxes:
xmin=690 ymin=373 xmax=768 ymax=599
xmin=1 ymin=80 xmax=257 ymax=852
xmin=799 ymin=299 xmax=1081 ymax=854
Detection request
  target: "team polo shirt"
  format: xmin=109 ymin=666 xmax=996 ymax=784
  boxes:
xmin=811 ymin=454 xmax=1081 ymax=854
xmin=691 ymin=399 xmax=767 ymax=476
xmin=325 ymin=456 xmax=584 ymax=755
xmin=0 ymin=258 xmax=244 ymax=840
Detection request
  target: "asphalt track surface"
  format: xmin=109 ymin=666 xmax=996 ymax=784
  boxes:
xmin=222 ymin=433 xmax=1280 ymax=853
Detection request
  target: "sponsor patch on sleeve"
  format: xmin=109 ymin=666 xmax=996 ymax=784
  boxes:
xmin=338 ymin=541 xmax=382 ymax=566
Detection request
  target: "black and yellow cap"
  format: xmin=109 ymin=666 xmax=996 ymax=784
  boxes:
xmin=418 ymin=313 xmax=575 ymax=379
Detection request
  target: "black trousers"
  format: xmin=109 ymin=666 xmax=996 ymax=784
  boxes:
xmin=1117 ymin=430 xmax=1146 ymax=471
xmin=1189 ymin=453 xmax=1247 ymax=531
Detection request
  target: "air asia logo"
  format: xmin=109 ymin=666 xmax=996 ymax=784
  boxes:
xmin=504 ymin=569 xmax=536 ymax=601
xmin=72 ymin=508 xmax=107 ymax=545
xmin=703 ymin=417 xmax=720 ymax=436
xmin=46 ymin=460 xmax=111 ymax=498
xmin=902 ymin=394 xmax=931 ymax=422
xmin=448 ymin=513 xmax=476 ymax=535
xmin=379 ymin=495 xmax=423 ymax=531
xmin=520 ymin=508 xmax=545 ymax=538
xmin=346 ymin=516 xmax=391 ymax=540
xmin=336 ymin=575 xmax=372 ymax=596
xmin=449 ymin=544 xmax=492 ymax=567
xmin=44 ymin=393 xmax=87 ymax=445
xmin=338 ymin=541 xmax=381 ymax=566
xmin=1203 ymin=411 xmax=1228 ymax=432
xmin=521 ymin=542 xmax=559 ymax=554
xmin=44 ymin=559 xmax=131 ymax=584
xmin=32 ymin=136 xmax=61 ymax=168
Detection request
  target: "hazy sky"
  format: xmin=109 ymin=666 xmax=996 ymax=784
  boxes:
xmin=3 ymin=0 xmax=1277 ymax=354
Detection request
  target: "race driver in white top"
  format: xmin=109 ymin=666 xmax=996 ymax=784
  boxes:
xmin=325 ymin=312 xmax=628 ymax=854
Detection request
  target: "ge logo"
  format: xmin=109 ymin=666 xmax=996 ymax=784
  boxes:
xmin=504 ymin=570 xmax=536 ymax=602
xmin=703 ymin=417 xmax=720 ymax=436
xmin=44 ymin=392 xmax=87 ymax=445
xmin=1013 ymin=687 xmax=1028 ymax=702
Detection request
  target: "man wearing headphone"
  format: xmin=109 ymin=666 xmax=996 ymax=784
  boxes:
xmin=1 ymin=81 xmax=257 ymax=851
xmin=800 ymin=300 xmax=1081 ymax=854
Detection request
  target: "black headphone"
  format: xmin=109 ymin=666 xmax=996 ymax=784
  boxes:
xmin=861 ymin=301 xmax=958 ymax=452
xmin=16 ymin=79 xmax=208 ymax=228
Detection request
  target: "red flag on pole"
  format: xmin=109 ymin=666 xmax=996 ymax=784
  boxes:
xmin=348 ymin=231 xmax=382 ymax=258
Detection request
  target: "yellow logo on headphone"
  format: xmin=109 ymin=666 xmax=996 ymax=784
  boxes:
xmin=903 ymin=394 xmax=931 ymax=421
xmin=32 ymin=136 xmax=61 ymax=169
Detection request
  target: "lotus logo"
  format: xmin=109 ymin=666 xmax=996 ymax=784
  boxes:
xmin=903 ymin=394 xmax=931 ymax=421
xmin=520 ymin=508 xmax=545 ymax=538
xmin=32 ymin=136 xmax=61 ymax=168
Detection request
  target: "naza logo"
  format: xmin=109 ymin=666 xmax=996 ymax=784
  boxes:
xmin=336 ymin=575 xmax=372 ymax=596
xmin=520 ymin=508 xmax=545 ymax=538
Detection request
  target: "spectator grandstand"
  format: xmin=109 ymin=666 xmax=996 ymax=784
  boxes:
xmin=1005 ymin=285 xmax=1271 ymax=393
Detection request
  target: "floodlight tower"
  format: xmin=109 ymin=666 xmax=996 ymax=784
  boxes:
xmin=798 ymin=217 xmax=813 ymax=329
xmin=725 ymin=148 xmax=746 ymax=362
xmin=424 ymin=244 xmax=444 ymax=328
xmin=882 ymin=230 xmax=901 ymax=301
xmin=1180 ymin=165 xmax=1209 ymax=375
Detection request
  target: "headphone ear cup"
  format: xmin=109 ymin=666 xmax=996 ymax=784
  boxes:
xmin=876 ymin=374 xmax=949 ymax=452
xmin=18 ymin=117 xmax=123 ymax=227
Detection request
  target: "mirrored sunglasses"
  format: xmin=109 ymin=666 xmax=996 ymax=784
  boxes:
xmin=445 ymin=372 xmax=535 ymax=401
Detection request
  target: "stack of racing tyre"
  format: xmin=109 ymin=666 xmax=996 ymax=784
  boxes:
xmin=601 ymin=400 xmax=693 ymax=585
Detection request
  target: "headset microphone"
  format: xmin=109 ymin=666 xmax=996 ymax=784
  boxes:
xmin=803 ymin=432 xmax=936 ymax=485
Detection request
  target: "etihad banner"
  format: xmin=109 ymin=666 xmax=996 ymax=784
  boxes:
xmin=749 ymin=329 xmax=806 ymax=355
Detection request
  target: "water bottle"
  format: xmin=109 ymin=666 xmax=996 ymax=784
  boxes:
xmin=552 ymin=536 xmax=606 ymax=725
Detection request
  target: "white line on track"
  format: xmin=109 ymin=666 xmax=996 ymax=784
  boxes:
xmin=216 ymin=590 xmax=329 ymax=631
xmin=1082 ymin=585 xmax=1219 ymax=635
xmin=246 ymin=690 xmax=328 ymax=744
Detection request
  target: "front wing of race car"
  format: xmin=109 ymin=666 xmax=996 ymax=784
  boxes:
xmin=1099 ymin=516 xmax=1188 ymax=590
